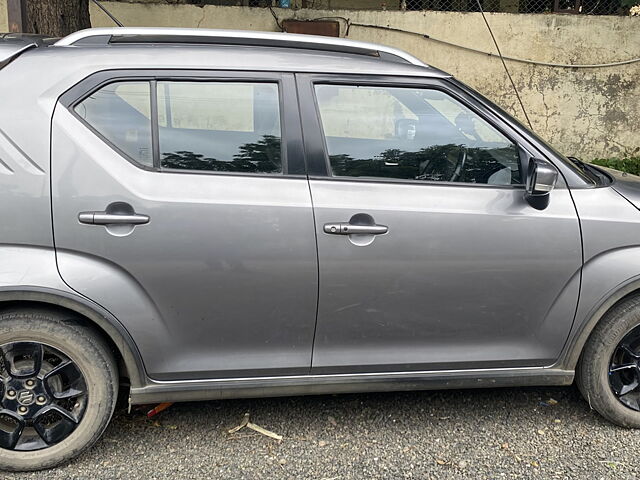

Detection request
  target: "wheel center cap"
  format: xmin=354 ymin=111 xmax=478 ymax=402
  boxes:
xmin=17 ymin=390 xmax=35 ymax=406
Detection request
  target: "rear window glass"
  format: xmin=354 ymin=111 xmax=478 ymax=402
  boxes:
xmin=75 ymin=80 xmax=282 ymax=175
xmin=75 ymin=82 xmax=153 ymax=167
xmin=156 ymin=81 xmax=281 ymax=174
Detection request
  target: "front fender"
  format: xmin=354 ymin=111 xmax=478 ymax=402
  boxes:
xmin=558 ymin=247 xmax=640 ymax=370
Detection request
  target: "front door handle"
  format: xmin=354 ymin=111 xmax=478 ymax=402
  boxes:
xmin=323 ymin=223 xmax=388 ymax=235
xmin=78 ymin=212 xmax=150 ymax=225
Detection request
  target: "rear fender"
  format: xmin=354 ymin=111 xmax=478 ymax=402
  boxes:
xmin=0 ymin=245 xmax=147 ymax=387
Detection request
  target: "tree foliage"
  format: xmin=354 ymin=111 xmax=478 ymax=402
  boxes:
xmin=591 ymin=157 xmax=640 ymax=176
xmin=161 ymin=135 xmax=282 ymax=173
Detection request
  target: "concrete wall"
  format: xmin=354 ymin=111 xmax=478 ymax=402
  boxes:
xmin=0 ymin=0 xmax=7 ymax=33
xmin=1 ymin=0 xmax=637 ymax=159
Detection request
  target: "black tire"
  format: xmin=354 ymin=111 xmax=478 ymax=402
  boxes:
xmin=0 ymin=309 xmax=118 ymax=471
xmin=577 ymin=295 xmax=640 ymax=428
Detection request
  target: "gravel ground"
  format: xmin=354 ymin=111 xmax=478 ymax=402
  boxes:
xmin=4 ymin=385 xmax=640 ymax=479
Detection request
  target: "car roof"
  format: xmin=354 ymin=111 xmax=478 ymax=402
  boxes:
xmin=0 ymin=33 xmax=56 ymax=67
xmin=32 ymin=27 xmax=450 ymax=78
xmin=57 ymin=27 xmax=425 ymax=64
xmin=17 ymin=44 xmax=447 ymax=79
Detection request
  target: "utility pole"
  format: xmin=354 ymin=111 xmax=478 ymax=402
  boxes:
xmin=7 ymin=0 xmax=28 ymax=33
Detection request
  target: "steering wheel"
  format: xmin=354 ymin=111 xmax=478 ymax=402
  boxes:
xmin=416 ymin=146 xmax=468 ymax=182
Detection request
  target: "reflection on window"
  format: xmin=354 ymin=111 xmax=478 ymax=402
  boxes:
xmin=315 ymin=85 xmax=521 ymax=185
xmin=75 ymin=82 xmax=153 ymax=167
xmin=157 ymin=82 xmax=282 ymax=174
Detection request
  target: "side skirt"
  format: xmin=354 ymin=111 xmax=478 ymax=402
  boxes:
xmin=129 ymin=366 xmax=574 ymax=405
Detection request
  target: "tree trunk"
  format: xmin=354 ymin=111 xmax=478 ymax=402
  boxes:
xmin=26 ymin=0 xmax=91 ymax=37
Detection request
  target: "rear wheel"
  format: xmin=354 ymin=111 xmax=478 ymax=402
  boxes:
xmin=0 ymin=309 xmax=118 ymax=471
xmin=578 ymin=295 xmax=640 ymax=428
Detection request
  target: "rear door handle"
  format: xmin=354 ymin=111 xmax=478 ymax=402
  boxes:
xmin=78 ymin=212 xmax=150 ymax=225
xmin=323 ymin=223 xmax=388 ymax=235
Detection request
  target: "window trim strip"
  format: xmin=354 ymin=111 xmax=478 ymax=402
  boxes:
xmin=150 ymin=79 xmax=160 ymax=169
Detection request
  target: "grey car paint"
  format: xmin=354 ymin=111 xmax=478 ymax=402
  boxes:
xmin=308 ymin=178 xmax=582 ymax=374
xmin=51 ymin=103 xmax=319 ymax=379
xmin=0 ymin=29 xmax=639 ymax=404
xmin=603 ymin=168 xmax=640 ymax=210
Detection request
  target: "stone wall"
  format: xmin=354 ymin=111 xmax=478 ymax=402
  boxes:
xmin=0 ymin=1 xmax=7 ymax=33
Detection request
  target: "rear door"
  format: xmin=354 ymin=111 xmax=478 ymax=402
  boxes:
xmin=298 ymin=74 xmax=582 ymax=374
xmin=51 ymin=71 xmax=318 ymax=380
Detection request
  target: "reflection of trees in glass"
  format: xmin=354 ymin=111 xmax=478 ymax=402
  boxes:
xmin=330 ymin=144 xmax=520 ymax=184
xmin=161 ymin=135 xmax=281 ymax=173
xmin=464 ymin=146 xmax=520 ymax=184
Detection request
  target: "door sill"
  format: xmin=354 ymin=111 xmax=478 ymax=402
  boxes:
xmin=129 ymin=366 xmax=574 ymax=405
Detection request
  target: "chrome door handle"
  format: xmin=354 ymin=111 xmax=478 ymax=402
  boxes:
xmin=323 ymin=223 xmax=388 ymax=235
xmin=78 ymin=212 xmax=150 ymax=225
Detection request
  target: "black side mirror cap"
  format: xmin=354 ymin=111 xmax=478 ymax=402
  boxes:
xmin=525 ymin=158 xmax=559 ymax=210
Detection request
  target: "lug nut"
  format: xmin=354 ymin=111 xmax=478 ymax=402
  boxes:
xmin=18 ymin=406 xmax=27 ymax=414
xmin=6 ymin=390 xmax=16 ymax=399
xmin=36 ymin=396 xmax=46 ymax=404
xmin=25 ymin=379 xmax=35 ymax=388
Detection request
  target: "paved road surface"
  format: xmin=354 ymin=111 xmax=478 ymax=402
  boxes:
xmin=7 ymin=385 xmax=639 ymax=479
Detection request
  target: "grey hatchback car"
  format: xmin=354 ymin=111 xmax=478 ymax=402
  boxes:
xmin=0 ymin=26 xmax=639 ymax=471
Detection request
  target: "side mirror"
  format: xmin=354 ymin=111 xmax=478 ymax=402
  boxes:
xmin=525 ymin=158 xmax=559 ymax=210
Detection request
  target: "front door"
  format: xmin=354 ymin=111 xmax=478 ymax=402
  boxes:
xmin=51 ymin=72 xmax=318 ymax=380
xmin=298 ymin=75 xmax=582 ymax=374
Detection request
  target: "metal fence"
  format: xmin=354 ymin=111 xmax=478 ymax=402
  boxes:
xmin=404 ymin=0 xmax=624 ymax=13
xmin=161 ymin=0 xmax=629 ymax=15
xmin=406 ymin=0 xmax=623 ymax=12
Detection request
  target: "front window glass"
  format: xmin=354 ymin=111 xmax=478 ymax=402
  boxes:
xmin=315 ymin=84 xmax=521 ymax=185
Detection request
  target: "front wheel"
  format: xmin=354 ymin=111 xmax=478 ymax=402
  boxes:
xmin=577 ymin=295 xmax=640 ymax=428
xmin=0 ymin=309 xmax=118 ymax=471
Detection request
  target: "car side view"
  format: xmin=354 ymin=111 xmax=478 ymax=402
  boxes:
xmin=1 ymin=27 xmax=640 ymax=471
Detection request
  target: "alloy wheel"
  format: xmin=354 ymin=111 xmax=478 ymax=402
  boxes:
xmin=0 ymin=342 xmax=88 ymax=451
xmin=609 ymin=325 xmax=640 ymax=411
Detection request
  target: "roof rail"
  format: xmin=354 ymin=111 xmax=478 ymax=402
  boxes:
xmin=55 ymin=27 xmax=427 ymax=66
xmin=0 ymin=33 xmax=57 ymax=69
xmin=0 ymin=33 xmax=58 ymax=46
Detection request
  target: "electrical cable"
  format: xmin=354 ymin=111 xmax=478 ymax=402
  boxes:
xmin=473 ymin=0 xmax=533 ymax=129
xmin=91 ymin=0 xmax=124 ymax=27
xmin=346 ymin=22 xmax=640 ymax=69
xmin=269 ymin=6 xmax=285 ymax=31
xmin=268 ymin=11 xmax=640 ymax=69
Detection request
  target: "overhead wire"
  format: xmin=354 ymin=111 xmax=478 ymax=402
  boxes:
xmin=473 ymin=0 xmax=533 ymax=129
xmin=90 ymin=0 xmax=124 ymax=27
xmin=346 ymin=22 xmax=640 ymax=69
xmin=268 ymin=6 xmax=285 ymax=31
xmin=268 ymin=12 xmax=640 ymax=69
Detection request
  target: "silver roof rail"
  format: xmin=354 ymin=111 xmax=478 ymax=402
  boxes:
xmin=55 ymin=27 xmax=427 ymax=67
xmin=0 ymin=34 xmax=57 ymax=69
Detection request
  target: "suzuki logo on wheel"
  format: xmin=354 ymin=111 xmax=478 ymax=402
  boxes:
xmin=17 ymin=390 xmax=35 ymax=406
